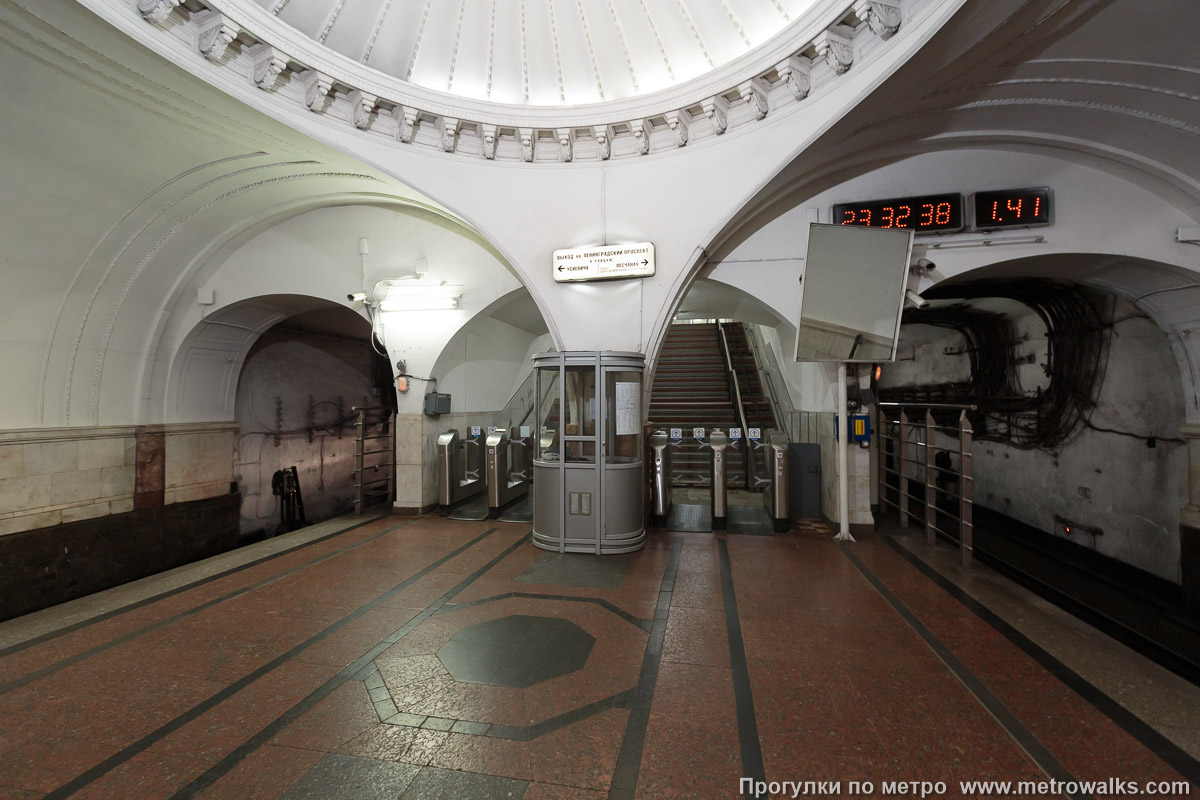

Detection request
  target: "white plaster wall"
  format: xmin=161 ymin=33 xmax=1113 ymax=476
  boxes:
xmin=432 ymin=318 xmax=542 ymax=413
xmin=881 ymin=305 xmax=1188 ymax=581
xmin=164 ymin=204 xmax=523 ymax=422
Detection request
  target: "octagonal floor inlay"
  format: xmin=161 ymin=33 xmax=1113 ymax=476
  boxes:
xmin=436 ymin=614 xmax=595 ymax=689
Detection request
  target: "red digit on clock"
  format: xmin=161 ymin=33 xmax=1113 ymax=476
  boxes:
xmin=881 ymin=207 xmax=895 ymax=228
xmin=841 ymin=210 xmax=856 ymax=225
xmin=860 ymin=209 xmax=871 ymax=226
xmin=991 ymin=200 xmax=1001 ymax=222
xmin=919 ymin=204 xmax=934 ymax=227
xmin=1007 ymin=197 xmax=1023 ymax=218
xmin=1033 ymin=197 xmax=1041 ymax=219
xmin=895 ymin=206 xmax=911 ymax=227
xmin=935 ymin=202 xmax=951 ymax=225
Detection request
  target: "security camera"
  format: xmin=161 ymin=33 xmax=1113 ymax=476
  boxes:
xmin=347 ymin=292 xmax=367 ymax=303
xmin=905 ymin=290 xmax=929 ymax=309
xmin=916 ymin=258 xmax=936 ymax=271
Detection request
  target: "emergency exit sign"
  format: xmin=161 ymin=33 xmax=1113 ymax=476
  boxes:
xmin=552 ymin=243 xmax=655 ymax=282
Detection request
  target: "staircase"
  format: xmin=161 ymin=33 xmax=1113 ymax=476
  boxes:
xmin=648 ymin=323 xmax=745 ymax=486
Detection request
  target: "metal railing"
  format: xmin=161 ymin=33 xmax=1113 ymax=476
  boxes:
xmin=742 ymin=322 xmax=794 ymax=441
xmin=877 ymin=402 xmax=975 ymax=568
xmin=717 ymin=322 xmax=755 ymax=489
xmin=353 ymin=406 xmax=395 ymax=515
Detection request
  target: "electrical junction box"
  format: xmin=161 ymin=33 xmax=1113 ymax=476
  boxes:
xmin=423 ymin=392 xmax=451 ymax=416
xmin=834 ymin=414 xmax=872 ymax=443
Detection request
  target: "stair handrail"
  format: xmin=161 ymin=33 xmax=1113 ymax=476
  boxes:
xmin=742 ymin=322 xmax=799 ymax=443
xmin=717 ymin=321 xmax=756 ymax=490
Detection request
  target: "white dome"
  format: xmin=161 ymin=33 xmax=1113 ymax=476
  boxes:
xmin=256 ymin=0 xmax=814 ymax=106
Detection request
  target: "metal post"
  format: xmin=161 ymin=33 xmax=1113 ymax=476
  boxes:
xmin=386 ymin=410 xmax=395 ymax=511
xmin=898 ymin=409 xmax=909 ymax=528
xmin=354 ymin=407 xmax=366 ymax=515
xmin=925 ymin=410 xmax=936 ymax=545
xmin=877 ymin=405 xmax=886 ymax=518
xmin=959 ymin=410 xmax=974 ymax=568
xmin=835 ymin=362 xmax=852 ymax=541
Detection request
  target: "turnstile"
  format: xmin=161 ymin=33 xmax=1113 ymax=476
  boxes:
xmin=650 ymin=431 xmax=671 ymax=525
xmin=649 ymin=429 xmax=792 ymax=534
xmin=437 ymin=429 xmax=485 ymax=515
xmin=485 ymin=427 xmax=531 ymax=518
xmin=764 ymin=431 xmax=790 ymax=532
xmin=709 ymin=430 xmax=729 ymax=530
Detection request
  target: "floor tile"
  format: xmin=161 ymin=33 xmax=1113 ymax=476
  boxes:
xmin=280 ymin=753 xmax=419 ymax=800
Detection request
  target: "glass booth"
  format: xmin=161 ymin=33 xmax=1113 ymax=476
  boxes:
xmin=531 ymin=351 xmax=645 ymax=554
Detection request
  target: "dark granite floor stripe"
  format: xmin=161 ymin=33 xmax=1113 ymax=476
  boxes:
xmin=0 ymin=515 xmax=416 ymax=695
xmin=608 ymin=538 xmax=682 ymax=800
xmin=440 ymin=592 xmax=652 ymax=630
xmin=0 ymin=513 xmax=390 ymax=659
xmin=840 ymin=544 xmax=1089 ymax=800
xmin=883 ymin=534 xmax=1200 ymax=789
xmin=166 ymin=531 xmax=531 ymax=800
xmin=39 ymin=527 xmax=504 ymax=800
xmin=718 ymin=538 xmax=766 ymax=799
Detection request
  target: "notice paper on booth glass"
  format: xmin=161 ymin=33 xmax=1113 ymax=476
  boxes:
xmin=615 ymin=382 xmax=639 ymax=435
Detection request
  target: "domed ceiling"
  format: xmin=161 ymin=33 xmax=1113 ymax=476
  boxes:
xmin=256 ymin=0 xmax=814 ymax=106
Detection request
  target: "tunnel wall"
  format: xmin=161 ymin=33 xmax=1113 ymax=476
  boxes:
xmin=233 ymin=326 xmax=377 ymax=538
xmin=881 ymin=303 xmax=1187 ymax=581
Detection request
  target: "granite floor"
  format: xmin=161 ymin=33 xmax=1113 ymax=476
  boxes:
xmin=0 ymin=513 xmax=1196 ymax=799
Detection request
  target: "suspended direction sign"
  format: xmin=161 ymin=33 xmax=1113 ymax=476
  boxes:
xmin=552 ymin=242 xmax=655 ymax=283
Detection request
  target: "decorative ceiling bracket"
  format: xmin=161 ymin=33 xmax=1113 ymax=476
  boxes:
xmin=194 ymin=10 xmax=239 ymax=61
xmin=248 ymin=44 xmax=288 ymax=91
xmin=593 ymin=125 xmax=612 ymax=160
xmin=855 ymin=0 xmax=902 ymax=40
xmin=702 ymin=96 xmax=729 ymax=135
xmin=480 ymin=123 xmax=498 ymax=159
xmin=394 ymin=106 xmax=418 ymax=143
xmin=632 ymin=119 xmax=651 ymax=155
xmin=441 ymin=117 xmax=461 ymax=152
xmin=739 ymin=78 xmax=769 ymax=120
xmin=557 ymin=128 xmax=574 ymax=162
xmin=349 ymin=89 xmax=377 ymax=130
xmin=299 ymin=70 xmax=333 ymax=113
xmin=519 ymin=128 xmax=534 ymax=162
xmin=137 ymin=0 xmax=183 ymax=26
xmin=666 ymin=111 xmax=689 ymax=147
xmin=776 ymin=55 xmax=811 ymax=101
xmin=816 ymin=26 xmax=855 ymax=75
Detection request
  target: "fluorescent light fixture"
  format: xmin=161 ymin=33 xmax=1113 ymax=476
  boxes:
xmin=379 ymin=284 xmax=463 ymax=311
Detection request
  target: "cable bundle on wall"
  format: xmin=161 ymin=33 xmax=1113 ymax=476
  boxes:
xmin=882 ymin=280 xmax=1110 ymax=452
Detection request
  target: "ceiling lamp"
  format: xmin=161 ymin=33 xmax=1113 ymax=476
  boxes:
xmin=379 ymin=284 xmax=463 ymax=311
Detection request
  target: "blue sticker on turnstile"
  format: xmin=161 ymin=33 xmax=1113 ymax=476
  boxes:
xmin=487 ymin=426 xmax=497 ymax=434
xmin=748 ymin=428 xmax=761 ymax=442
xmin=470 ymin=426 xmax=482 ymax=437
xmin=669 ymin=428 xmax=682 ymax=442
xmin=693 ymin=427 xmax=706 ymax=441
xmin=730 ymin=428 xmax=742 ymax=440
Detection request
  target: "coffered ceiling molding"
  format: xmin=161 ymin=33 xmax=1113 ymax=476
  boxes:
xmin=94 ymin=0 xmax=924 ymax=163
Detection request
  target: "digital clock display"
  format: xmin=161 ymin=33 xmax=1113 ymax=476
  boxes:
xmin=832 ymin=193 xmax=965 ymax=233
xmin=974 ymin=187 xmax=1052 ymax=229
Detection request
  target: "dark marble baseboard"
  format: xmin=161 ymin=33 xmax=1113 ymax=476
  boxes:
xmin=0 ymin=491 xmax=241 ymax=622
